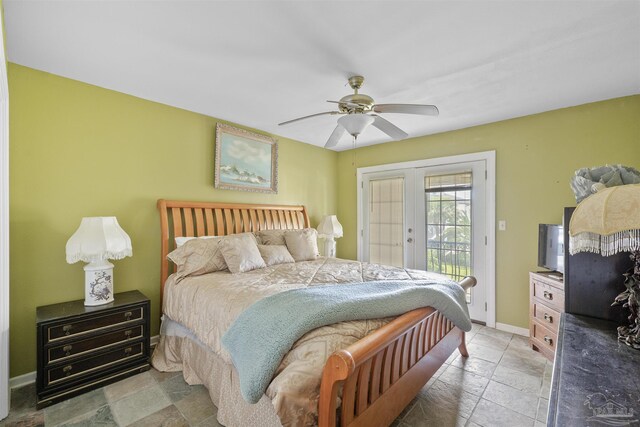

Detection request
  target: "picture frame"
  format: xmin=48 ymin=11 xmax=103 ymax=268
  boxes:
xmin=214 ymin=123 xmax=278 ymax=194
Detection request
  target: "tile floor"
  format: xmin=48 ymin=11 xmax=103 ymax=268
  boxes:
xmin=0 ymin=324 xmax=551 ymax=427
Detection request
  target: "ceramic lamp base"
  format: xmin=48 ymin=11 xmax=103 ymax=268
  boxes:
xmin=323 ymin=237 xmax=337 ymax=258
xmin=84 ymin=260 xmax=115 ymax=306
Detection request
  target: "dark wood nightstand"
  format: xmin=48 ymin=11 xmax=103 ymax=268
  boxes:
xmin=36 ymin=290 xmax=150 ymax=409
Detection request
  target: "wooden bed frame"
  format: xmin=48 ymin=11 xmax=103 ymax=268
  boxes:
xmin=157 ymin=199 xmax=476 ymax=427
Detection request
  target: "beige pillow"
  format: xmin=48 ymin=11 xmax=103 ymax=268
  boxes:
xmin=167 ymin=238 xmax=227 ymax=281
xmin=258 ymin=245 xmax=295 ymax=266
xmin=284 ymin=228 xmax=320 ymax=262
xmin=219 ymin=234 xmax=266 ymax=274
xmin=255 ymin=229 xmax=287 ymax=245
xmin=174 ymin=235 xmax=218 ymax=247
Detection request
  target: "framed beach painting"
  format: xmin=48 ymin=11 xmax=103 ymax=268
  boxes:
xmin=214 ymin=123 xmax=278 ymax=194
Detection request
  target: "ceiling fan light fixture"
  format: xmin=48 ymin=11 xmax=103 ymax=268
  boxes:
xmin=338 ymin=114 xmax=374 ymax=137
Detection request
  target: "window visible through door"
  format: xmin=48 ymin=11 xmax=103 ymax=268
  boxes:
xmin=368 ymin=177 xmax=404 ymax=267
xmin=425 ymin=172 xmax=473 ymax=303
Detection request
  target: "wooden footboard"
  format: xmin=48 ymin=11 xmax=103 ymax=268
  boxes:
xmin=318 ymin=276 xmax=476 ymax=427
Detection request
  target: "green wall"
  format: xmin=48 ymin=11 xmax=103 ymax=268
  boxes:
xmin=336 ymin=95 xmax=640 ymax=329
xmin=8 ymin=60 xmax=640 ymax=377
xmin=8 ymin=63 xmax=338 ymax=377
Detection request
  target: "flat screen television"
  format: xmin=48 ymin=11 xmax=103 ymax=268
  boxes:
xmin=538 ymin=224 xmax=564 ymax=274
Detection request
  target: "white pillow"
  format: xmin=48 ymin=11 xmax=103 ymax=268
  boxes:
xmin=175 ymin=235 xmax=218 ymax=247
xmin=258 ymin=245 xmax=295 ymax=266
xmin=219 ymin=234 xmax=266 ymax=274
xmin=284 ymin=228 xmax=320 ymax=262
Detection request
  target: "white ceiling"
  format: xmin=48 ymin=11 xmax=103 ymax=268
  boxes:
xmin=4 ymin=1 xmax=640 ymax=150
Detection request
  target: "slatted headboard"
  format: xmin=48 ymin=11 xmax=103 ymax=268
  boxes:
xmin=157 ymin=199 xmax=310 ymax=310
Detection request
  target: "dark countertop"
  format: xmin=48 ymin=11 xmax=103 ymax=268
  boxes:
xmin=548 ymin=313 xmax=640 ymax=426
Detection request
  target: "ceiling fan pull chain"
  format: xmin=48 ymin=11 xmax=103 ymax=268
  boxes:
xmin=352 ymin=135 xmax=357 ymax=167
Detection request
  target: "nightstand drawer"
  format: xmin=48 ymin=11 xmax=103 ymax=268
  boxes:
xmin=46 ymin=341 xmax=144 ymax=385
xmin=531 ymin=279 xmax=564 ymax=312
xmin=46 ymin=307 xmax=143 ymax=342
xmin=47 ymin=325 xmax=144 ymax=364
xmin=532 ymin=302 xmax=561 ymax=333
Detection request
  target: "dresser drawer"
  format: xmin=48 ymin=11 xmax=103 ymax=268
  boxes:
xmin=531 ymin=320 xmax=557 ymax=353
xmin=532 ymin=302 xmax=561 ymax=333
xmin=46 ymin=341 xmax=144 ymax=386
xmin=46 ymin=307 xmax=144 ymax=342
xmin=531 ymin=279 xmax=564 ymax=311
xmin=47 ymin=325 xmax=144 ymax=365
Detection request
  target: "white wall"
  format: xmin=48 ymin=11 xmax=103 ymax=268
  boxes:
xmin=0 ymin=9 xmax=11 ymax=420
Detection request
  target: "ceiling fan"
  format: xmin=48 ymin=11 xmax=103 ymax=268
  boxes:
xmin=278 ymin=75 xmax=439 ymax=148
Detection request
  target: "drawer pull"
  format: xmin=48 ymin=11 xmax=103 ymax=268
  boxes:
xmin=543 ymin=336 xmax=553 ymax=346
xmin=543 ymin=313 xmax=553 ymax=323
xmin=62 ymin=325 xmax=73 ymax=335
xmin=543 ymin=291 xmax=553 ymax=300
xmin=124 ymin=311 xmax=133 ymax=321
xmin=124 ymin=330 xmax=132 ymax=338
xmin=63 ymin=365 xmax=73 ymax=376
xmin=124 ymin=347 xmax=132 ymax=355
xmin=63 ymin=345 xmax=73 ymax=356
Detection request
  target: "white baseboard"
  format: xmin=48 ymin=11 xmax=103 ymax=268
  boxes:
xmin=495 ymin=322 xmax=529 ymax=337
xmin=9 ymin=372 xmax=35 ymax=390
xmin=9 ymin=335 xmax=160 ymax=390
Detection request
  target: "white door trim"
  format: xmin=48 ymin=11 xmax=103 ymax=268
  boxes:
xmin=0 ymin=11 xmax=11 ymax=420
xmin=356 ymin=151 xmax=496 ymax=327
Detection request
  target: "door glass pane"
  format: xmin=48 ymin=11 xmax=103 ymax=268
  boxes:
xmin=424 ymin=172 xmax=473 ymax=303
xmin=369 ymin=177 xmax=404 ymax=267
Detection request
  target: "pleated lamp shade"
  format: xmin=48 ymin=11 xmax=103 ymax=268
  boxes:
xmin=569 ymin=184 xmax=640 ymax=256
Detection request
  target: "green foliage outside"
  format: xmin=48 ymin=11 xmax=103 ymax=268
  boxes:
xmin=426 ymin=190 xmax=472 ymax=281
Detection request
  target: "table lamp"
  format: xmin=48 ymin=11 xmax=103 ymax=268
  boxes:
xmin=66 ymin=217 xmax=132 ymax=306
xmin=569 ymin=184 xmax=640 ymax=349
xmin=318 ymin=215 xmax=343 ymax=258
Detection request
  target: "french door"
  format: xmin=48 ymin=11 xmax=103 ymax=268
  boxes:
xmin=361 ymin=159 xmax=489 ymax=323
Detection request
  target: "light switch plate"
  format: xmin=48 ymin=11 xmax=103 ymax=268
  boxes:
xmin=498 ymin=220 xmax=507 ymax=231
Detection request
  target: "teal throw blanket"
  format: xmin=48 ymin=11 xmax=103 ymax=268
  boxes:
xmin=222 ymin=280 xmax=472 ymax=404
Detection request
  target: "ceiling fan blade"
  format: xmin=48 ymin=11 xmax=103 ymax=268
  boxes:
xmin=327 ymin=100 xmax=366 ymax=107
xmin=278 ymin=111 xmax=341 ymax=126
xmin=324 ymin=124 xmax=346 ymax=148
xmin=373 ymin=104 xmax=439 ymax=116
xmin=371 ymin=115 xmax=408 ymax=140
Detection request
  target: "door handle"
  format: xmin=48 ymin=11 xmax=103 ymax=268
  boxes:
xmin=407 ymin=238 xmax=413 ymax=243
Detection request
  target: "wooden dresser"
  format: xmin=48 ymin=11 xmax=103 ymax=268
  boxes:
xmin=529 ymin=272 xmax=565 ymax=360
xmin=36 ymin=290 xmax=150 ymax=409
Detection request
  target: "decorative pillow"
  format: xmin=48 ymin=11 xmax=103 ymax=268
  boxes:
xmin=219 ymin=234 xmax=266 ymax=274
xmin=284 ymin=228 xmax=320 ymax=262
xmin=175 ymin=235 xmax=218 ymax=247
xmin=258 ymin=244 xmax=295 ymax=266
xmin=255 ymin=230 xmax=287 ymax=246
xmin=167 ymin=238 xmax=227 ymax=281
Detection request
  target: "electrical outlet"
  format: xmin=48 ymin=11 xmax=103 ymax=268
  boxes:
xmin=498 ymin=220 xmax=507 ymax=231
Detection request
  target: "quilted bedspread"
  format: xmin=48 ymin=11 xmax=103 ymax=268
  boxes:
xmin=162 ymin=257 xmax=467 ymax=426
